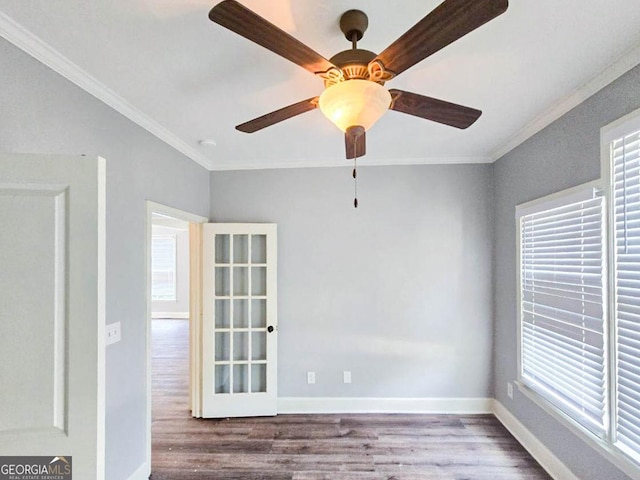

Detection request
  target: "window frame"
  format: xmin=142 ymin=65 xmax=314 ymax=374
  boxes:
xmin=513 ymin=105 xmax=640 ymax=480
xmin=515 ymin=180 xmax=610 ymax=430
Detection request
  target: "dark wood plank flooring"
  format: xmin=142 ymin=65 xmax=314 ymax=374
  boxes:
xmin=151 ymin=319 xmax=551 ymax=480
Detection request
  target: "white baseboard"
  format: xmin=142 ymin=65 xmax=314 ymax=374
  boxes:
xmin=127 ymin=462 xmax=149 ymax=480
xmin=277 ymin=397 xmax=493 ymax=414
xmin=492 ymin=400 xmax=579 ymax=480
xmin=152 ymin=312 xmax=189 ymax=319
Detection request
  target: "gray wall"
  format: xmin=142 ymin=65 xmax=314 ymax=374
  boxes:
xmin=211 ymin=164 xmax=494 ymax=398
xmin=493 ymin=64 xmax=640 ymax=479
xmin=0 ymin=39 xmax=210 ymax=480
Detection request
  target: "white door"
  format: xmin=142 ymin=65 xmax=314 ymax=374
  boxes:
xmin=201 ymin=223 xmax=277 ymax=418
xmin=0 ymin=154 xmax=105 ymax=479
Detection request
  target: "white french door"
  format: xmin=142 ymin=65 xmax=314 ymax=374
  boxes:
xmin=201 ymin=223 xmax=277 ymax=418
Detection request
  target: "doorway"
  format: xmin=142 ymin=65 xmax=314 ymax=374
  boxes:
xmin=145 ymin=201 xmax=207 ymax=474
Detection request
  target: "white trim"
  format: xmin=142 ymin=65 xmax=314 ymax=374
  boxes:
xmin=0 ymin=12 xmax=214 ymax=171
xmin=151 ymin=312 xmax=189 ymax=319
xmin=601 ymin=105 xmax=640 ymax=144
xmin=492 ymin=40 xmax=640 ymax=162
xmin=126 ymin=462 xmax=149 ymax=480
xmin=96 ymin=157 xmax=107 ymax=480
xmin=514 ymin=179 xmax=602 ymax=218
xmin=146 ymin=201 xmax=208 ymax=224
xmin=492 ymin=400 xmax=581 ymax=480
xmin=602 ymin=111 xmax=618 ymax=455
xmin=144 ymin=202 xmax=207 ymax=473
xmin=277 ymin=397 xmax=493 ymax=415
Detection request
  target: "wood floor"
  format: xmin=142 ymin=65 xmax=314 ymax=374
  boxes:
xmin=151 ymin=319 xmax=551 ymax=480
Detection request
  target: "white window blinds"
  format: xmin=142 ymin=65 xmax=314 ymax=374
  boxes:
xmin=520 ymin=194 xmax=607 ymax=435
xmin=613 ymin=129 xmax=640 ymax=460
xmin=152 ymin=234 xmax=177 ymax=301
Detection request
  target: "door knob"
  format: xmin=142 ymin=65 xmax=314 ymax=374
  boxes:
xmin=267 ymin=325 xmax=274 ymax=333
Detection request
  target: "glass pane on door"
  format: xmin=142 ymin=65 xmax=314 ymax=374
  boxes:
xmin=233 ymin=267 xmax=248 ymax=296
xmin=215 ymin=235 xmax=230 ymax=263
xmin=233 ymin=299 xmax=248 ymax=328
xmin=233 ymin=365 xmax=248 ymax=393
xmin=215 ymin=267 xmax=230 ymax=296
xmin=233 ymin=332 xmax=249 ymax=361
xmin=215 ymin=365 xmax=230 ymax=394
xmin=251 ymin=235 xmax=266 ymax=264
xmin=252 ymin=267 xmax=266 ymax=296
xmin=251 ymin=299 xmax=266 ymax=328
xmin=215 ymin=300 xmax=230 ymax=328
xmin=215 ymin=332 xmax=229 ymax=361
xmin=251 ymin=364 xmax=266 ymax=393
xmin=233 ymin=235 xmax=248 ymax=263
xmin=252 ymin=332 xmax=266 ymax=361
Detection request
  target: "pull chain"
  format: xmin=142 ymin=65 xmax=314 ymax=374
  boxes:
xmin=353 ymin=138 xmax=358 ymax=208
xmin=353 ymin=157 xmax=358 ymax=208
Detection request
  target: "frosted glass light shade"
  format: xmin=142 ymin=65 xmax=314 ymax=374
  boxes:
xmin=319 ymin=79 xmax=391 ymax=132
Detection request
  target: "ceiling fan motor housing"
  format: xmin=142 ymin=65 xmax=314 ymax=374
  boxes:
xmin=328 ymin=49 xmax=377 ymax=84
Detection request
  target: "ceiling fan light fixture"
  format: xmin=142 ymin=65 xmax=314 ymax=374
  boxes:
xmin=318 ymin=79 xmax=391 ymax=133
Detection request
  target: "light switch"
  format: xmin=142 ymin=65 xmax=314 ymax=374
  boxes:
xmin=106 ymin=322 xmax=121 ymax=346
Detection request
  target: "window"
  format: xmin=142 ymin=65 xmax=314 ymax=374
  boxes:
xmin=612 ymin=125 xmax=640 ymax=461
xmin=152 ymin=234 xmax=177 ymax=301
xmin=516 ymin=107 xmax=640 ymax=475
xmin=518 ymin=186 xmax=607 ymax=436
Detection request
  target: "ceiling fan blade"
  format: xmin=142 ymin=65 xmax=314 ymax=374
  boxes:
xmin=372 ymin=0 xmax=508 ymax=77
xmin=389 ymin=89 xmax=481 ymax=129
xmin=236 ymin=97 xmax=319 ymax=133
xmin=345 ymin=126 xmax=366 ymax=159
xmin=209 ymin=0 xmax=337 ymax=76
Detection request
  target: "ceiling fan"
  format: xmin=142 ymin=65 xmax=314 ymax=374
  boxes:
xmin=209 ymin=0 xmax=508 ymax=160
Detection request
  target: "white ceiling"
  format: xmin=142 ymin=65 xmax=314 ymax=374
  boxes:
xmin=1 ymin=0 xmax=640 ymax=170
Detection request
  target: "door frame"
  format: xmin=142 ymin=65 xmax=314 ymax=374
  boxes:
xmin=145 ymin=201 xmax=207 ymax=472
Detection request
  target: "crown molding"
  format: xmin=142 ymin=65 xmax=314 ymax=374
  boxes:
xmin=0 ymin=11 xmax=215 ymax=171
xmin=210 ymin=155 xmax=492 ymax=171
xmin=491 ymin=40 xmax=640 ymax=162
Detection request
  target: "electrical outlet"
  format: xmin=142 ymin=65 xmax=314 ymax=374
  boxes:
xmin=106 ymin=322 xmax=121 ymax=346
xmin=307 ymin=371 xmax=316 ymax=384
xmin=507 ymin=382 xmax=514 ymax=399
xmin=343 ymin=371 xmax=352 ymax=384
